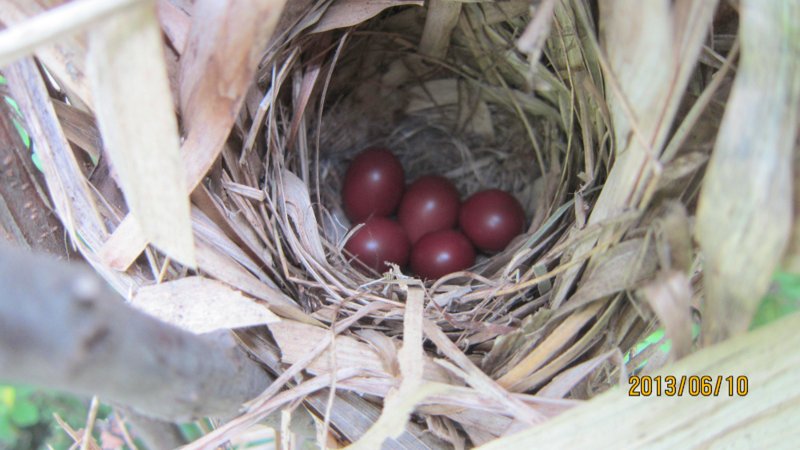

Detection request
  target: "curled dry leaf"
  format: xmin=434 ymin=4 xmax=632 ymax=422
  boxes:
xmin=281 ymin=169 xmax=327 ymax=262
xmin=639 ymin=270 xmax=693 ymax=360
xmin=311 ymin=0 xmax=423 ymax=34
xmin=132 ymin=276 xmax=280 ymax=334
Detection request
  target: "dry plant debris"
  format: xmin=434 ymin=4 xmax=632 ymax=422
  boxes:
xmin=0 ymin=0 xmax=795 ymax=448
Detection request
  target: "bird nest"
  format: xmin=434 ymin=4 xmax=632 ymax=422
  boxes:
xmin=4 ymin=0 xmax=787 ymax=448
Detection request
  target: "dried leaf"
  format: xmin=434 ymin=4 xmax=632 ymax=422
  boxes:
xmin=418 ymin=0 xmax=461 ymax=59
xmin=88 ymin=2 xmax=195 ymax=267
xmin=0 ymin=0 xmax=131 ymax=67
xmin=0 ymin=0 xmax=141 ymax=106
xmin=538 ymin=350 xmax=616 ymax=399
xmin=696 ymin=0 xmax=798 ymax=343
xmin=481 ymin=1 xmax=529 ymax=26
xmin=4 ymin=58 xmax=140 ymax=297
xmin=652 ymin=201 xmax=693 ymax=273
xmin=654 ymin=151 xmax=708 ymax=194
xmin=516 ymin=0 xmax=555 ymax=57
xmin=156 ymin=0 xmax=190 ymax=53
xmin=639 ymin=271 xmax=693 ymax=359
xmin=194 ymin=239 xmax=314 ymax=325
xmin=132 ymin=276 xmax=280 ymax=333
xmin=311 ymin=0 xmax=423 ymax=34
xmin=477 ymin=312 xmax=800 ymax=450
xmin=497 ymin=302 xmax=603 ymax=391
xmin=349 ymin=287 xmax=449 ymax=449
xmin=424 ymin=319 xmax=542 ymax=424
xmin=550 ymin=0 xmax=717 ymax=307
xmin=98 ymin=0 xmax=288 ymax=270
xmin=513 ymin=302 xmax=621 ymax=393
xmin=270 ymin=321 xmax=387 ymax=377
xmin=281 ymin=170 xmax=326 ymax=262
xmin=555 ymin=239 xmax=658 ymax=318
xmin=51 ymin=100 xmax=101 ymax=162
xmin=269 ymin=320 xmax=449 ymax=390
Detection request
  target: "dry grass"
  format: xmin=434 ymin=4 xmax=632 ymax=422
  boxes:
xmin=1 ymin=0 xmax=795 ymax=448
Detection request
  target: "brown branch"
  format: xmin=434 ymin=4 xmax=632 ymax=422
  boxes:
xmin=0 ymin=242 xmax=271 ymax=421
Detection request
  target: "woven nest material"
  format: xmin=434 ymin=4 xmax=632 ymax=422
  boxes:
xmin=4 ymin=0 xmax=795 ymax=447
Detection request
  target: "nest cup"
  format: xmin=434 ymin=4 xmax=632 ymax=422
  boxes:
xmin=239 ymin=3 xmax=655 ymax=441
xmin=267 ymin=5 xmax=573 ymax=333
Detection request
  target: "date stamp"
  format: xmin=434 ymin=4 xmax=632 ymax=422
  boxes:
xmin=628 ymin=375 xmax=749 ymax=397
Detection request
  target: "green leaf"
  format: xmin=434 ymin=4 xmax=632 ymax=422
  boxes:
xmin=31 ymin=147 xmax=43 ymax=173
xmin=11 ymin=118 xmax=31 ymax=149
xmin=13 ymin=385 xmax=34 ymax=398
xmin=0 ymin=414 xmax=17 ymax=444
xmin=751 ymin=271 xmax=800 ymax=329
xmin=4 ymin=96 xmax=23 ymax=118
xmin=179 ymin=422 xmax=204 ymax=441
xmin=0 ymin=74 xmax=6 ymax=84
xmin=0 ymin=386 xmax=14 ymax=408
xmin=10 ymin=399 xmax=39 ymax=427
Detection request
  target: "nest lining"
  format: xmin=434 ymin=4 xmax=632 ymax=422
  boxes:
xmin=250 ymin=12 xmax=577 ymax=337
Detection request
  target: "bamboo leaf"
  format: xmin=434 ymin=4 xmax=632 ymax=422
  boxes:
xmin=88 ymin=1 xmax=195 ymax=267
xmin=312 ymin=0 xmax=423 ymax=34
xmin=98 ymin=0 xmax=288 ymax=271
xmin=696 ymin=0 xmax=799 ymax=344
xmin=132 ymin=276 xmax=280 ymax=333
xmin=477 ymin=312 xmax=800 ymax=449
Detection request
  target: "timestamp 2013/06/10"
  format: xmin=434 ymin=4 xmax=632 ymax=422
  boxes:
xmin=628 ymin=375 xmax=749 ymax=397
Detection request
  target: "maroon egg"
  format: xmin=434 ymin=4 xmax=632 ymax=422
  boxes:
xmin=342 ymin=147 xmax=405 ymax=223
xmin=459 ymin=189 xmax=525 ymax=252
xmin=410 ymin=230 xmax=476 ymax=280
xmin=344 ymin=217 xmax=410 ymax=273
xmin=398 ymin=175 xmax=461 ymax=244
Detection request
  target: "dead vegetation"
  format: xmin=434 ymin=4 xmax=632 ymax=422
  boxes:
xmin=0 ymin=0 xmax=797 ymax=448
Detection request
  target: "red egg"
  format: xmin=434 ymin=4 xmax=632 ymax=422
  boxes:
xmin=410 ymin=230 xmax=476 ymax=280
xmin=459 ymin=189 xmax=525 ymax=252
xmin=342 ymin=147 xmax=405 ymax=223
xmin=398 ymin=175 xmax=461 ymax=244
xmin=344 ymin=217 xmax=410 ymax=273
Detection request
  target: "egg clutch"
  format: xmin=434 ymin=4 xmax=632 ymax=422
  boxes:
xmin=342 ymin=147 xmax=525 ymax=280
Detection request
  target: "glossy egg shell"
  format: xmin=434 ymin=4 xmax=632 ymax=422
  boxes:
xmin=410 ymin=230 xmax=476 ymax=280
xmin=398 ymin=175 xmax=461 ymax=244
xmin=459 ymin=189 xmax=525 ymax=252
xmin=342 ymin=147 xmax=405 ymax=223
xmin=344 ymin=217 xmax=410 ymax=273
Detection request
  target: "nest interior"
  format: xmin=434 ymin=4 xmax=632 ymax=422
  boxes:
xmin=256 ymin=1 xmax=619 ymax=380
